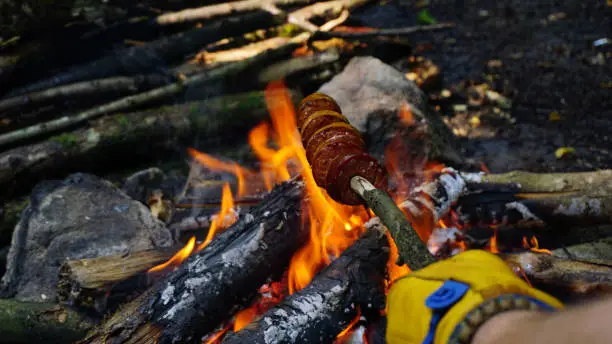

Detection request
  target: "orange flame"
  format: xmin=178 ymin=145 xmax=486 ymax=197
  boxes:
xmin=399 ymin=103 xmax=415 ymax=126
xmin=233 ymin=307 xmax=258 ymax=332
xmin=335 ymin=309 xmax=361 ymax=342
xmin=488 ymin=229 xmax=499 ymax=253
xmin=386 ymin=231 xmax=410 ymax=283
xmin=148 ymin=236 xmax=196 ymax=273
xmin=198 ymin=182 xmax=237 ymax=251
xmin=522 ymin=235 xmax=551 ymax=254
xmin=203 ymin=325 xmax=230 ymax=344
xmin=188 ymin=148 xmax=251 ymax=197
xmin=262 ymin=80 xmax=367 ymax=294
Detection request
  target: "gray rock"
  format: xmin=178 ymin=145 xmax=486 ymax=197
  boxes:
xmin=1 ymin=173 xmax=174 ymax=302
xmin=319 ymin=56 xmax=428 ymax=133
xmin=318 ymin=56 xmax=464 ymax=166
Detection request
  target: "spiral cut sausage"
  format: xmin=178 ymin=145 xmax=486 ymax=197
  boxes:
xmin=297 ymin=92 xmax=388 ymax=205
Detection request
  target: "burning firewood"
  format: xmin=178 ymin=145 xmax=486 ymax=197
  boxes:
xmin=501 ymin=251 xmax=612 ymax=297
xmin=57 ymin=249 xmax=176 ymax=313
xmin=78 ymin=180 xmax=307 ymax=344
xmin=222 ymin=218 xmax=389 ymax=344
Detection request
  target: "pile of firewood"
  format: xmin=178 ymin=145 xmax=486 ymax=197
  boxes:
xmin=1 ymin=1 xmax=612 ymax=344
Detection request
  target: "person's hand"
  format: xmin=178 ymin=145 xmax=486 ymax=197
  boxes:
xmin=386 ymin=250 xmax=564 ymax=344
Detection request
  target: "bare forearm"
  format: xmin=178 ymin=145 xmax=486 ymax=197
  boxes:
xmin=473 ymin=296 xmax=612 ymax=344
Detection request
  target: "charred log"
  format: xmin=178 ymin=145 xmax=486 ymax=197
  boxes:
xmin=78 ymin=180 xmax=307 ymax=344
xmin=222 ymin=218 xmax=389 ymax=344
xmin=57 ymin=249 xmax=175 ymax=314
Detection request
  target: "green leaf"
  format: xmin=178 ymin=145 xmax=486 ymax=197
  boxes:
xmin=417 ymin=9 xmax=438 ymax=25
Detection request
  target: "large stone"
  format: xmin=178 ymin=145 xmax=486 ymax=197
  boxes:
xmin=1 ymin=173 xmax=174 ymax=302
xmin=318 ymin=56 xmax=464 ymax=167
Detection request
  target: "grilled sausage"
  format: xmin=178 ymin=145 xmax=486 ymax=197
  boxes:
xmin=297 ymin=92 xmax=388 ymax=205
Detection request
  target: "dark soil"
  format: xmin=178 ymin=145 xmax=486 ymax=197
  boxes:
xmin=357 ymin=0 xmax=612 ymax=173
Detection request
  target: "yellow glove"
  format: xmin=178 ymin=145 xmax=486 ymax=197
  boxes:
xmin=386 ymin=250 xmax=563 ymax=344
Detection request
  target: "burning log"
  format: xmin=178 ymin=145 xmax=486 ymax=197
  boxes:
xmin=78 ymin=180 xmax=308 ymax=344
xmin=500 ymin=251 xmax=612 ymax=296
xmin=57 ymin=249 xmax=175 ymax=313
xmin=0 ymin=299 xmax=94 ymax=344
xmin=222 ymin=218 xmax=389 ymax=344
xmin=0 ymin=90 xmax=301 ymax=201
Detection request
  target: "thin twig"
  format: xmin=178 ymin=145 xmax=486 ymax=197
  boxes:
xmin=0 ymin=42 xmax=300 ymax=148
xmin=155 ymin=0 xmax=311 ymax=25
xmin=312 ymin=22 xmax=456 ymax=39
xmin=0 ymin=75 xmax=170 ymax=115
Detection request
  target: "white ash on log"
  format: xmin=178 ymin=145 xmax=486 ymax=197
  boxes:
xmin=222 ymin=218 xmax=389 ymax=344
xmin=78 ymin=179 xmax=307 ymax=344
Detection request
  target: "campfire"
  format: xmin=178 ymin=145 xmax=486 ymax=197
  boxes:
xmin=1 ymin=1 xmax=611 ymax=343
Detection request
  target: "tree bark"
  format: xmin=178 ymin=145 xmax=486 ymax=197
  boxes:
xmin=0 ymin=298 xmax=94 ymax=344
xmin=78 ymin=180 xmax=308 ymax=344
xmin=0 ymin=90 xmax=302 ymax=201
xmin=6 ymin=11 xmax=281 ymax=97
xmin=222 ymin=218 xmax=389 ymax=344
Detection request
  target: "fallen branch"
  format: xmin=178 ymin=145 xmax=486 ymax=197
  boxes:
xmin=0 ymin=90 xmax=301 ymax=201
xmin=0 ymin=298 xmax=94 ymax=344
xmin=0 ymin=75 xmax=170 ymax=116
xmin=311 ymin=22 xmax=456 ymax=40
xmin=78 ymin=180 xmax=307 ymax=344
xmin=222 ymin=218 xmax=389 ymax=344
xmin=288 ymin=0 xmax=371 ymax=32
xmin=57 ymin=249 xmax=175 ymax=313
xmin=457 ymin=170 xmax=612 ymax=229
xmin=0 ymin=40 xmax=301 ymax=148
xmin=6 ymin=11 xmax=280 ymax=97
xmin=257 ymin=48 xmax=340 ymax=84
xmin=155 ymin=0 xmax=312 ymax=25
xmin=501 ymin=251 xmax=612 ymax=296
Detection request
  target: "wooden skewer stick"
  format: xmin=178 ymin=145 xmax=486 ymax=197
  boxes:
xmin=350 ymin=175 xmax=437 ymax=269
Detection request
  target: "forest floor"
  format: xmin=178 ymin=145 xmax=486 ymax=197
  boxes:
xmin=357 ymin=0 xmax=611 ymax=172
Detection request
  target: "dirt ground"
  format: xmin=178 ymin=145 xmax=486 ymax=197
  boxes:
xmin=355 ymin=0 xmax=611 ymax=173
